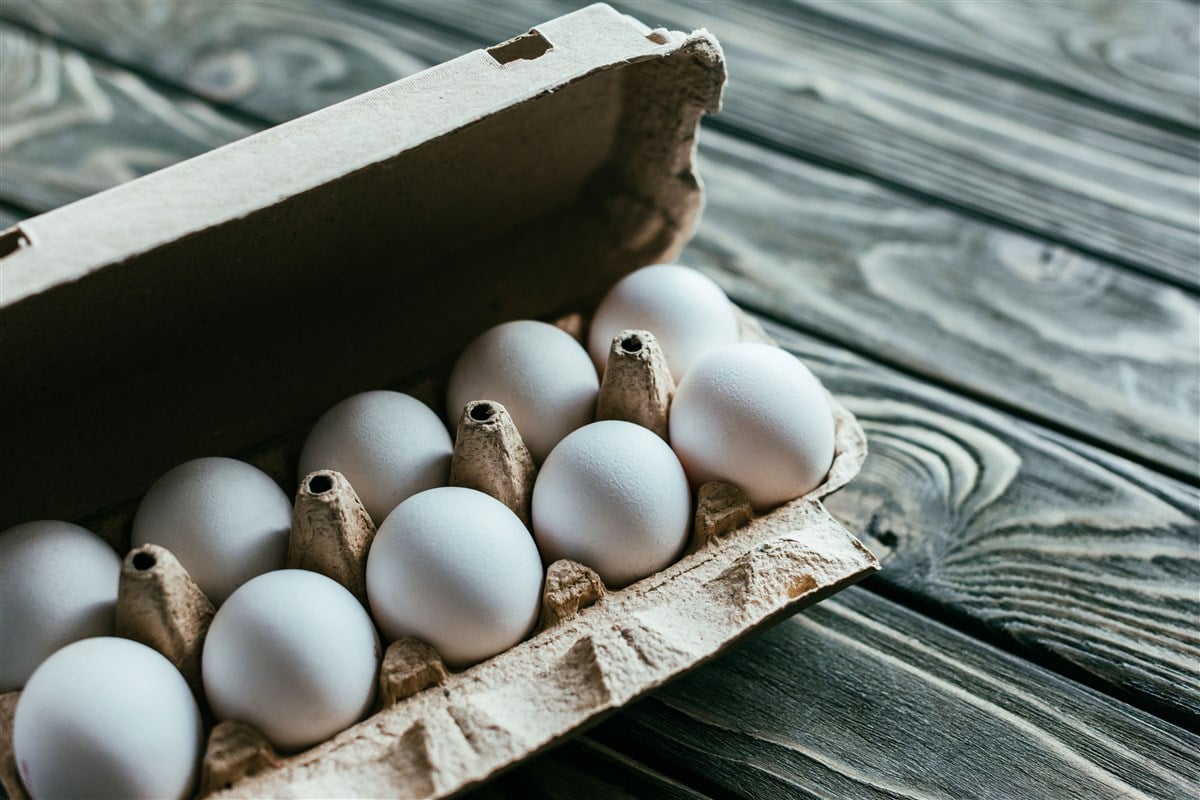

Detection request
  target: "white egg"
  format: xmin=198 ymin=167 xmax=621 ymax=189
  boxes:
xmin=532 ymin=421 xmax=691 ymax=588
xmin=367 ymin=487 xmax=543 ymax=667
xmin=446 ymin=321 xmax=598 ymax=462
xmin=202 ymin=570 xmax=379 ymax=752
xmin=14 ymin=637 xmax=203 ymax=800
xmin=132 ymin=457 xmax=292 ymax=605
xmin=588 ymin=264 xmax=739 ymax=384
xmin=670 ymin=343 xmax=835 ymax=510
xmin=299 ymin=390 xmax=453 ymax=524
xmin=0 ymin=521 xmax=121 ymax=693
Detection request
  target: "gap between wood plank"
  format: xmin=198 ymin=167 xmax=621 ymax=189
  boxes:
xmin=355 ymin=0 xmax=1200 ymax=296
xmin=768 ymin=314 xmax=1200 ymax=725
xmin=736 ymin=294 xmax=1200 ymax=489
xmin=586 ymin=586 xmax=1200 ymax=799
xmin=781 ymin=0 xmax=1200 ymax=137
xmin=0 ymin=14 xmax=279 ymax=132
xmin=702 ymin=117 xmax=1200 ymax=299
xmin=858 ymin=575 xmax=1200 ymax=735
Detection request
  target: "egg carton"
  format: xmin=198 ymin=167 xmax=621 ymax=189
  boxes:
xmin=0 ymin=311 xmax=874 ymax=799
xmin=215 ymin=322 xmax=875 ymax=800
xmin=0 ymin=4 xmax=878 ymax=797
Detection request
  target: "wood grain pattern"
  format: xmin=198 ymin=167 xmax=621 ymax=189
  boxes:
xmin=0 ymin=0 xmax=475 ymax=123
xmin=0 ymin=23 xmax=251 ymax=213
xmin=370 ymin=0 xmax=1200 ymax=289
xmin=588 ymin=586 xmax=1200 ymax=800
xmin=748 ymin=320 xmax=1200 ymax=721
xmin=4 ymin=1 xmax=1193 ymax=480
xmin=692 ymin=131 xmax=1200 ymax=480
xmin=793 ymin=0 xmax=1200 ymax=129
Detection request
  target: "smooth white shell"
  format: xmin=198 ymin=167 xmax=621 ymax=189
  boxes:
xmin=367 ymin=487 xmax=543 ymax=667
xmin=532 ymin=421 xmax=691 ymax=588
xmin=132 ymin=457 xmax=292 ymax=605
xmin=299 ymin=390 xmax=453 ymax=524
xmin=14 ymin=637 xmax=203 ymax=800
xmin=669 ymin=343 xmax=835 ymax=510
xmin=0 ymin=521 xmax=121 ymax=692
xmin=202 ymin=570 xmax=380 ymax=752
xmin=588 ymin=264 xmax=739 ymax=383
xmin=446 ymin=321 xmax=598 ymax=462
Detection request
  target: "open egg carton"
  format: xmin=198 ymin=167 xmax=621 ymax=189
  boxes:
xmin=0 ymin=4 xmax=877 ymax=798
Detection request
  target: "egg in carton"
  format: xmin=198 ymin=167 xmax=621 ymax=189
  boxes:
xmin=0 ymin=309 xmax=874 ymax=800
xmin=0 ymin=4 xmax=878 ymax=797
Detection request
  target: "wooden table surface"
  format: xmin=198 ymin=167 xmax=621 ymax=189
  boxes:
xmin=2 ymin=1 xmax=1198 ymax=797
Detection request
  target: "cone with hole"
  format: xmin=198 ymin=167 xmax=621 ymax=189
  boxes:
xmin=115 ymin=543 xmax=215 ymax=702
xmin=289 ymin=470 xmax=376 ymax=605
xmin=595 ymin=329 xmax=674 ymax=439
xmin=449 ymin=400 xmax=537 ymax=528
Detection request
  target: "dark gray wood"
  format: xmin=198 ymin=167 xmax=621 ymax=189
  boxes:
xmin=590 ymin=586 xmax=1200 ymax=800
xmin=366 ymin=0 xmax=1200 ymax=289
xmin=692 ymin=131 xmax=1199 ymax=480
xmin=792 ymin=0 xmax=1200 ymax=130
xmin=754 ymin=319 xmax=1200 ymax=721
xmin=0 ymin=23 xmax=253 ymax=212
xmin=3 ymin=1 xmax=1194 ymax=480
xmin=0 ymin=0 xmax=475 ymax=124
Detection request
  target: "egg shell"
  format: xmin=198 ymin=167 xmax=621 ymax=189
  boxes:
xmin=669 ymin=342 xmax=835 ymax=510
xmin=14 ymin=637 xmax=203 ymax=800
xmin=366 ymin=487 xmax=543 ymax=668
xmin=299 ymin=390 xmax=453 ymax=524
xmin=0 ymin=521 xmax=121 ymax=692
xmin=532 ymin=420 xmax=691 ymax=588
xmin=132 ymin=457 xmax=292 ymax=605
xmin=446 ymin=321 xmax=598 ymax=463
xmin=202 ymin=570 xmax=380 ymax=752
xmin=588 ymin=264 xmax=739 ymax=384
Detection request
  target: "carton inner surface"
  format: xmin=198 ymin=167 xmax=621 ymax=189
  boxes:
xmin=0 ymin=46 xmax=717 ymax=531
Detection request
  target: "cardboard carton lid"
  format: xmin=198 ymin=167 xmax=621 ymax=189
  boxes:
xmin=0 ymin=3 xmax=725 ymax=529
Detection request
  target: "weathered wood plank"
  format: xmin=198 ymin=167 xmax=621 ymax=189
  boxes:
xmin=792 ymin=0 xmax=1200 ymax=130
xmin=366 ymin=0 xmax=1200 ymax=289
xmin=0 ymin=0 xmax=474 ymax=124
xmin=588 ymin=587 xmax=1200 ymax=800
xmin=749 ymin=319 xmax=1200 ymax=722
xmin=693 ymin=132 xmax=1200 ymax=480
xmin=0 ymin=24 xmax=252 ymax=212
xmin=4 ymin=1 xmax=1194 ymax=480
